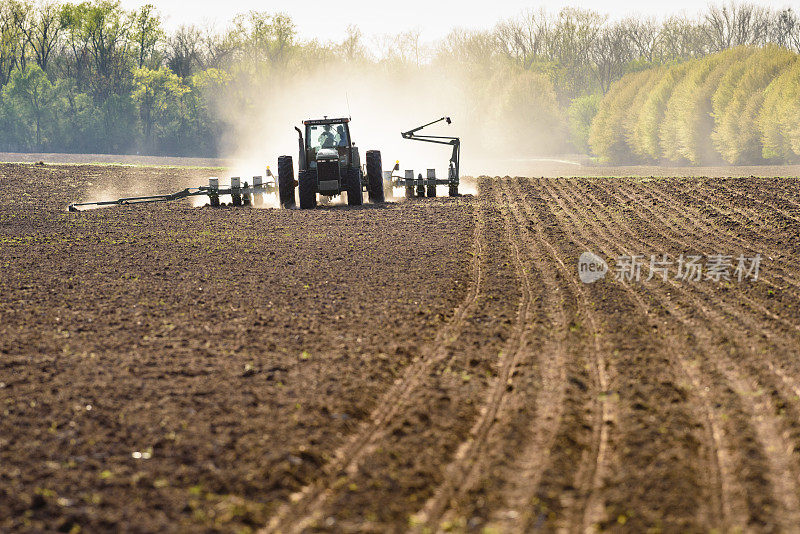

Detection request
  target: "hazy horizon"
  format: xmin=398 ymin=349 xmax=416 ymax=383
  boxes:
xmin=118 ymin=0 xmax=797 ymax=45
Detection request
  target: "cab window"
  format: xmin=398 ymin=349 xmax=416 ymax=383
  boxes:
xmin=307 ymin=123 xmax=349 ymax=153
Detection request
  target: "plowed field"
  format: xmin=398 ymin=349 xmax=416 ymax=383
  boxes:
xmin=2 ymin=164 xmax=800 ymax=532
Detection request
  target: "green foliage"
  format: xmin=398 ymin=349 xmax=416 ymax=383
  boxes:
xmin=759 ymin=59 xmax=800 ymax=161
xmin=588 ymin=68 xmax=661 ymax=163
xmin=2 ymin=64 xmax=55 ymax=149
xmin=1 ymin=2 xmax=800 ymax=160
xmin=666 ymin=47 xmax=752 ymax=164
xmin=591 ymin=45 xmax=800 ymax=165
xmin=567 ymin=94 xmax=600 ymax=153
xmin=132 ymin=67 xmax=189 ymax=151
xmin=712 ymin=45 xmax=796 ymax=164
xmin=632 ymin=61 xmax=691 ymax=161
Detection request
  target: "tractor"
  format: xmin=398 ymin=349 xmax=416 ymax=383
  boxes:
xmin=276 ymin=117 xmax=384 ymax=209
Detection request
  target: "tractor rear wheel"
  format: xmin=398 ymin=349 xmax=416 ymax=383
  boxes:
xmin=427 ymin=184 xmax=437 ymax=197
xmin=366 ymin=150 xmax=384 ymax=203
xmin=277 ymin=156 xmax=296 ymax=208
xmin=346 ymin=167 xmax=363 ymax=206
xmin=405 ymin=184 xmax=414 ymax=199
xmin=298 ymin=170 xmax=316 ymax=209
xmin=449 ymin=184 xmax=459 ymax=197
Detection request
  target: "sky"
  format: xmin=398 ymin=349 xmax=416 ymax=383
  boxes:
xmin=119 ymin=0 xmax=794 ymax=44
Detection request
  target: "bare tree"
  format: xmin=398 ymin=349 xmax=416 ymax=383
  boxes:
xmin=622 ymin=17 xmax=659 ymax=62
xmin=495 ymin=8 xmax=552 ymax=68
xmin=436 ymin=28 xmax=497 ymax=67
xmin=0 ymin=0 xmax=27 ymax=83
xmin=20 ymin=2 xmax=62 ymax=72
xmin=770 ymin=8 xmax=799 ymax=50
xmin=656 ymin=16 xmax=707 ymax=61
xmin=131 ymin=4 xmax=163 ymax=69
xmin=591 ymin=23 xmax=634 ymax=93
xmin=552 ymin=8 xmax=604 ymax=66
xmin=167 ymin=25 xmax=200 ymax=78
xmin=197 ymin=24 xmax=238 ymax=70
xmin=495 ymin=18 xmax=528 ymax=66
xmin=341 ymin=24 xmax=366 ymax=62
xmin=397 ymin=28 xmax=424 ymax=67
xmin=9 ymin=0 xmax=29 ymax=71
xmin=703 ymin=2 xmax=771 ymax=51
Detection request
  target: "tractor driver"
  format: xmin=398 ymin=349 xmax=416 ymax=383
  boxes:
xmin=318 ymin=124 xmax=337 ymax=149
xmin=336 ymin=125 xmax=349 ymax=147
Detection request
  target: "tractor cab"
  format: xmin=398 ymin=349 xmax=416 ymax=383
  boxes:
xmin=304 ymin=118 xmax=352 ymax=169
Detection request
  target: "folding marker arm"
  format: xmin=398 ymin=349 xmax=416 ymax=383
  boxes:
xmin=401 ymin=117 xmax=460 ymax=182
xmin=67 ymin=183 xmax=277 ymax=212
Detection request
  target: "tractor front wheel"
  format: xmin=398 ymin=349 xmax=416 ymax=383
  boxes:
xmin=346 ymin=167 xmax=363 ymax=206
xmin=298 ymin=170 xmax=316 ymax=209
xmin=366 ymin=150 xmax=384 ymax=203
xmin=277 ymin=156 xmax=296 ymax=208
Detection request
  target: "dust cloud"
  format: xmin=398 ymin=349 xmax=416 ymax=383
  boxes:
xmin=214 ymin=62 xmax=566 ymax=184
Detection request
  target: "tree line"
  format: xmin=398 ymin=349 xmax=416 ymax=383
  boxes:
xmin=589 ymin=46 xmax=800 ymax=164
xmin=0 ymin=0 xmax=799 ymax=159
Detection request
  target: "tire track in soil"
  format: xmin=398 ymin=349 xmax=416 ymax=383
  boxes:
xmin=612 ymin=180 xmax=800 ymax=338
xmin=612 ymin=180 xmax=800 ymax=381
xmin=262 ymin=195 xmax=490 ymax=534
xmin=713 ymin=180 xmax=800 ymax=227
xmin=545 ymin=177 xmax=746 ymax=529
xmin=638 ymin=179 xmax=800 ymax=297
xmin=409 ymin=179 xmax=563 ymax=532
xmin=555 ymin=177 xmax=800 ymax=530
xmin=528 ymin=178 xmax=722 ymax=530
xmin=500 ymin=178 xmax=614 ymax=532
xmin=475 ymin=181 xmax=574 ymax=532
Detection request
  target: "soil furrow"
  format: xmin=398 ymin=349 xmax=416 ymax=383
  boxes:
xmin=607 ymin=180 xmax=800 ymax=393
xmin=611 ymin=180 xmax=800 ymax=339
xmin=535 ymin=177 xmax=746 ymax=529
xmin=597 ymin=177 xmax=800 ymax=463
xmin=474 ymin=180 xmax=573 ymax=533
xmin=556 ymin=177 xmax=800 ymax=531
xmin=639 ymin=179 xmax=800 ymax=295
xmin=502 ymin=178 xmax=614 ymax=532
xmin=410 ymin=180 xmax=540 ymax=531
xmin=262 ymin=195 xmax=491 ymax=533
xmin=705 ymin=180 xmax=800 ymax=231
xmin=548 ymin=177 xmax=755 ymax=529
xmin=9 ymin=163 xmax=800 ymax=533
